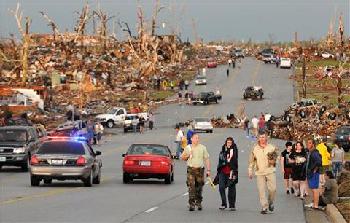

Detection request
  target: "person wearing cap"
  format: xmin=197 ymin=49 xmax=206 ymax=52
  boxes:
xmin=181 ymin=133 xmax=211 ymax=211
xmin=248 ymin=132 xmax=279 ymax=214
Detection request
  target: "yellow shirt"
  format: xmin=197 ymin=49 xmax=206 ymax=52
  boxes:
xmin=316 ymin=143 xmax=331 ymax=166
xmin=183 ymin=144 xmax=209 ymax=168
xmin=248 ymin=143 xmax=279 ymax=176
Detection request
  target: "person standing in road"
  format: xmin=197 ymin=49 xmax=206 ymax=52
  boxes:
xmin=258 ymin=115 xmax=265 ymax=134
xmin=228 ymin=58 xmax=232 ymax=67
xmin=248 ymin=132 xmax=279 ymax=214
xmin=132 ymin=116 xmax=139 ymax=133
xmin=226 ymin=68 xmax=229 ymax=77
xmin=217 ymin=137 xmax=238 ymax=211
xmin=94 ymin=122 xmax=104 ymax=145
xmin=175 ymin=126 xmax=184 ymax=159
xmin=243 ymin=116 xmax=250 ymax=137
xmin=181 ymin=133 xmax=211 ymax=211
xmin=289 ymin=141 xmax=308 ymax=199
xmin=305 ymin=138 xmax=322 ymax=210
xmin=186 ymin=124 xmax=194 ymax=145
xmin=251 ymin=116 xmax=259 ymax=137
xmin=331 ymin=143 xmax=345 ymax=177
xmin=138 ymin=116 xmax=145 ymax=134
xmin=148 ymin=112 xmax=155 ymax=130
xmin=184 ymin=80 xmax=189 ymax=90
xmin=280 ymin=141 xmax=294 ymax=194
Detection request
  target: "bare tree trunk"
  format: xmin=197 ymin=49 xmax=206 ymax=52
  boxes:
xmin=302 ymin=56 xmax=306 ymax=98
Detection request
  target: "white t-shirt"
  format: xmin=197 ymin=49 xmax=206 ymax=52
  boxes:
xmin=176 ymin=130 xmax=184 ymax=142
xmin=265 ymin=114 xmax=272 ymax=122
xmin=252 ymin=117 xmax=259 ymax=129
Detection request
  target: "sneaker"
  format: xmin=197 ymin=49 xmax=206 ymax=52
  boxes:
xmin=286 ymin=190 xmax=290 ymax=195
xmin=304 ymin=203 xmax=313 ymax=208
xmin=197 ymin=204 xmax=202 ymax=211
xmin=219 ymin=205 xmax=226 ymax=210
xmin=229 ymin=207 xmax=236 ymax=211
xmin=260 ymin=209 xmax=268 ymax=214
xmin=189 ymin=206 xmax=195 ymax=211
xmin=291 ymin=188 xmax=295 ymax=194
xmin=268 ymin=203 xmax=274 ymax=212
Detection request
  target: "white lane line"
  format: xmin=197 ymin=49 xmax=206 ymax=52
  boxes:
xmin=145 ymin=206 xmax=158 ymax=213
xmin=182 ymin=192 xmax=189 ymax=196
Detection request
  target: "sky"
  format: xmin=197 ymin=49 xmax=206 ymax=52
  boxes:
xmin=0 ymin=0 xmax=349 ymax=43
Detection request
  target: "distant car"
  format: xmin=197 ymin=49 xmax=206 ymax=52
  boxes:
xmin=0 ymin=126 xmax=40 ymax=171
xmin=321 ymin=52 xmax=334 ymax=59
xmin=335 ymin=126 xmax=350 ymax=152
xmin=193 ymin=117 xmax=213 ymax=133
xmin=243 ymin=86 xmax=264 ymax=100
xmin=233 ymin=49 xmax=245 ymax=58
xmin=122 ymin=144 xmax=175 ymax=184
xmin=195 ymin=76 xmax=207 ymax=85
xmin=262 ymin=54 xmax=274 ymax=63
xmin=30 ymin=137 xmax=102 ymax=186
xmin=290 ymin=98 xmax=319 ymax=109
xmin=123 ymin=114 xmax=140 ymax=133
xmin=192 ymin=92 xmax=222 ymax=105
xmin=207 ymin=61 xmax=217 ymax=68
xmin=280 ymin=58 xmax=292 ymax=69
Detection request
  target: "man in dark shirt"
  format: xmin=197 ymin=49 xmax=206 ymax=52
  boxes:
xmin=280 ymin=141 xmax=294 ymax=194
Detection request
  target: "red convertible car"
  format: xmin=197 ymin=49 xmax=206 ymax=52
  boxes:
xmin=207 ymin=61 xmax=217 ymax=68
xmin=122 ymin=144 xmax=175 ymax=184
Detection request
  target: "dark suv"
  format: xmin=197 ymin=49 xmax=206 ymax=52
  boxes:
xmin=335 ymin=125 xmax=350 ymax=152
xmin=0 ymin=126 xmax=40 ymax=171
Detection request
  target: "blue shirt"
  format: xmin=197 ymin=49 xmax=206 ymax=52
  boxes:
xmin=187 ymin=129 xmax=194 ymax=144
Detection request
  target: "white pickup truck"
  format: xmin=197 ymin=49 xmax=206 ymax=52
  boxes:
xmin=95 ymin=107 xmax=148 ymax=128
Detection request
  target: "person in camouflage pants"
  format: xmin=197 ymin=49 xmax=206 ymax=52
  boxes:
xmin=181 ymin=133 xmax=211 ymax=211
xmin=187 ymin=167 xmax=205 ymax=208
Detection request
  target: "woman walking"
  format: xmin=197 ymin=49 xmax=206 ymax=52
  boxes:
xmin=217 ymin=137 xmax=238 ymax=211
xmin=289 ymin=141 xmax=308 ymax=199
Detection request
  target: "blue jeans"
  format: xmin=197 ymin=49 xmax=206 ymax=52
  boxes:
xmin=176 ymin=141 xmax=182 ymax=158
xmin=332 ymin=162 xmax=342 ymax=177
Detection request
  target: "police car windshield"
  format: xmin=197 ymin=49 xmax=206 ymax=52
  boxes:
xmin=0 ymin=129 xmax=27 ymax=142
xmin=37 ymin=141 xmax=85 ymax=155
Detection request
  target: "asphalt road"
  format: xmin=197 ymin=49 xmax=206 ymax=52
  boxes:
xmin=0 ymin=58 xmax=305 ymax=223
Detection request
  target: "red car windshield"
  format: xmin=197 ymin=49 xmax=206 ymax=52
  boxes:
xmin=128 ymin=145 xmax=169 ymax=156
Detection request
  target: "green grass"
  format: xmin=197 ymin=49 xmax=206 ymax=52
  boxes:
xmin=308 ymin=59 xmax=350 ymax=69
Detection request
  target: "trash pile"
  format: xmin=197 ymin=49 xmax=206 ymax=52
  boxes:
xmin=211 ymin=114 xmax=242 ymax=128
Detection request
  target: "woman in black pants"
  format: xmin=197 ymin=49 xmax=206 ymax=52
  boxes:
xmin=217 ymin=137 xmax=238 ymax=211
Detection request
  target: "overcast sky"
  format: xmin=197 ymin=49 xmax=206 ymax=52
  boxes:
xmin=0 ymin=0 xmax=349 ymax=42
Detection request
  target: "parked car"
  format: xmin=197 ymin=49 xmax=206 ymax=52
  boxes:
xmin=193 ymin=117 xmax=214 ymax=133
xmin=96 ymin=107 xmax=148 ymax=128
xmin=123 ymin=114 xmax=140 ymax=133
xmin=122 ymin=144 xmax=175 ymax=184
xmin=232 ymin=48 xmax=245 ymax=58
xmin=243 ymin=86 xmax=264 ymax=100
xmin=194 ymin=76 xmax=207 ymax=85
xmin=321 ymin=52 xmax=334 ymax=59
xmin=0 ymin=126 xmax=40 ymax=171
xmin=280 ymin=58 xmax=292 ymax=69
xmin=207 ymin=60 xmax=217 ymax=68
xmin=30 ymin=137 xmax=102 ymax=186
xmin=262 ymin=54 xmax=274 ymax=63
xmin=335 ymin=125 xmax=350 ymax=152
xmin=192 ymin=92 xmax=222 ymax=105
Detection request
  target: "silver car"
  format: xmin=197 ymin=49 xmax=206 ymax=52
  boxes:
xmin=30 ymin=138 xmax=102 ymax=187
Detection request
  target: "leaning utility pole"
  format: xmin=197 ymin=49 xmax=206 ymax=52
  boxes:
xmin=10 ymin=3 xmax=30 ymax=85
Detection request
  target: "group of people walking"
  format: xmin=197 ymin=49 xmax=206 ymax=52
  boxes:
xmin=178 ymin=129 xmax=344 ymax=214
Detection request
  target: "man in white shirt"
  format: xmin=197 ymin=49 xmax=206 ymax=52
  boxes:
xmin=251 ymin=116 xmax=259 ymax=137
xmin=175 ymin=125 xmax=184 ymax=159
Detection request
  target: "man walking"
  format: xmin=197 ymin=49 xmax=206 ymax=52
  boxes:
xmin=251 ymin=116 xmax=259 ymax=137
xmin=305 ymin=138 xmax=322 ymax=209
xmin=181 ymin=133 xmax=211 ymax=211
xmin=248 ymin=132 xmax=279 ymax=214
xmin=175 ymin=125 xmax=184 ymax=159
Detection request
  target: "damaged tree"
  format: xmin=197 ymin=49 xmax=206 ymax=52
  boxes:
xmin=93 ymin=6 xmax=115 ymax=52
xmin=10 ymin=3 xmax=31 ymax=85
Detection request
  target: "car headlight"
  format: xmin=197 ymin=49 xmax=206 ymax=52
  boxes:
xmin=13 ymin=147 xmax=26 ymax=154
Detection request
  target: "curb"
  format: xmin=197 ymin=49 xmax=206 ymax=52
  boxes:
xmin=326 ymin=204 xmax=347 ymax=223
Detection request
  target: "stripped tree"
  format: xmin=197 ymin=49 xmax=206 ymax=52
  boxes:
xmin=9 ymin=3 xmax=30 ymax=85
xmin=93 ymin=5 xmax=115 ymax=52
